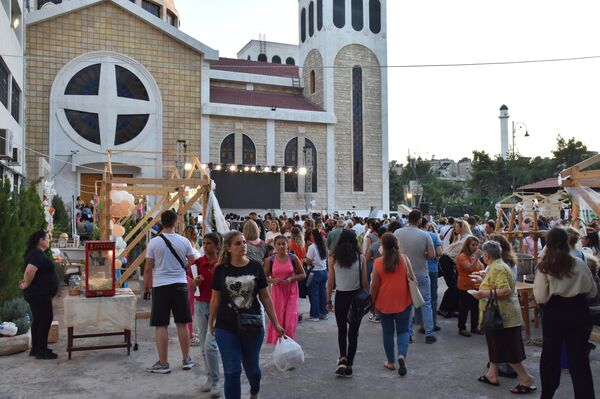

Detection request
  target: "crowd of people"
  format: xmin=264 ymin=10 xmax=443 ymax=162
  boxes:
xmin=19 ymin=207 xmax=600 ymax=399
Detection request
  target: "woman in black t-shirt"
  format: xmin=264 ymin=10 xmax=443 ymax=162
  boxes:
xmin=19 ymin=231 xmax=59 ymax=360
xmin=209 ymin=231 xmax=284 ymax=399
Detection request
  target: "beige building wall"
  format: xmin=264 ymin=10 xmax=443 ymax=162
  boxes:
xmin=334 ymin=44 xmax=382 ymax=210
xmin=25 ymin=1 xmax=203 ymax=180
xmin=275 ymin=121 xmax=327 ymax=211
xmin=209 ymin=116 xmax=267 ymax=166
xmin=302 ymin=49 xmax=324 ymax=108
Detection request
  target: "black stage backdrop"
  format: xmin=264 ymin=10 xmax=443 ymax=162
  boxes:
xmin=211 ymin=171 xmax=281 ymax=209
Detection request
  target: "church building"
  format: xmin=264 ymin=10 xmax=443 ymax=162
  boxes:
xmin=24 ymin=0 xmax=389 ymax=213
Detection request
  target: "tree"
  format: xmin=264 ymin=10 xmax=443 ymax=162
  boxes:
xmin=51 ymin=195 xmax=70 ymax=234
xmin=0 ymin=180 xmax=47 ymax=305
xmin=389 ymin=167 xmax=404 ymax=211
xmin=552 ymin=135 xmax=591 ymax=170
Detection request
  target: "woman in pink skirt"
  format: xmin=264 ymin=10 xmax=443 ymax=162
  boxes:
xmin=264 ymin=235 xmax=306 ymax=344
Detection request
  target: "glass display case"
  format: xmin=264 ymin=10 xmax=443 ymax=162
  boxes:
xmin=85 ymin=241 xmax=116 ymax=297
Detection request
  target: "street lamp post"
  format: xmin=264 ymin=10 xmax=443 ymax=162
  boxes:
xmin=511 ymin=121 xmax=530 ymax=191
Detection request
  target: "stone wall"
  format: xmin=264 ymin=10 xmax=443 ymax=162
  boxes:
xmin=302 ymin=49 xmax=324 ymax=108
xmin=25 ymin=1 xmax=203 ymax=180
xmin=333 ymin=44 xmax=383 ymax=210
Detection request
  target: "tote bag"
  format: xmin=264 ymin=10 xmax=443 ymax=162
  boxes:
xmin=403 ymin=254 xmax=425 ymax=308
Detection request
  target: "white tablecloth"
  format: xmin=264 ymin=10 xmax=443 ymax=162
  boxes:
xmin=63 ymin=288 xmax=137 ymax=331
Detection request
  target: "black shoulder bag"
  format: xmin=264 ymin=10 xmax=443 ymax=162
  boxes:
xmin=222 ymin=269 xmax=264 ymax=334
xmin=348 ymin=254 xmax=372 ymax=324
xmin=158 ymin=234 xmax=187 ymax=271
xmin=482 ymin=289 xmax=504 ymax=332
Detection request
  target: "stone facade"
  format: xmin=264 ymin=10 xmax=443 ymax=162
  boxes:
xmin=209 ymin=116 xmax=267 ymax=166
xmin=302 ymin=49 xmax=324 ymax=108
xmin=25 ymin=1 xmax=202 ymax=180
xmin=333 ymin=44 xmax=382 ymax=210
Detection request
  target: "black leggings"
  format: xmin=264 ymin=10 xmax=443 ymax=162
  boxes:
xmin=334 ymin=290 xmax=362 ymax=366
xmin=439 ymin=255 xmax=459 ymax=314
xmin=26 ymin=295 xmax=54 ymax=351
xmin=540 ymin=295 xmax=595 ymax=399
xmin=458 ymin=289 xmax=479 ymax=331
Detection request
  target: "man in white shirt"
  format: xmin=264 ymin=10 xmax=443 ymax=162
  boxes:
xmin=144 ymin=210 xmax=197 ymax=374
xmin=439 ymin=217 xmax=455 ymax=250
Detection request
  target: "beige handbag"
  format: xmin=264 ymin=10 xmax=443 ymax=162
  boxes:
xmin=402 ymin=254 xmax=425 ymax=308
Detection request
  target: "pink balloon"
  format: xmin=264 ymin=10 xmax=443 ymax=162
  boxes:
xmin=112 ymin=224 xmax=125 ymax=237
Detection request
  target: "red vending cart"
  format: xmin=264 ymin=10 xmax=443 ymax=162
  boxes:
xmin=85 ymin=241 xmax=116 ymax=297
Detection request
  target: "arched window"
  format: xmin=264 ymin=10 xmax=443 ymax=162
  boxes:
xmin=309 ymin=70 xmax=316 ymax=94
xmin=284 ymin=137 xmax=298 ymax=192
xmin=352 ymin=66 xmax=363 ymax=191
xmin=285 ymin=57 xmax=295 ymax=65
xmin=333 ymin=0 xmax=345 ymax=28
xmin=272 ymin=55 xmax=281 ymax=64
xmin=65 ymin=64 xmax=100 ymax=95
xmin=247 ymin=55 xmax=251 ymax=60
xmin=300 ymin=8 xmax=306 ymax=43
xmin=308 ymin=1 xmax=315 ymax=37
xmin=242 ymin=134 xmax=256 ymax=165
xmin=304 ymin=138 xmax=318 ymax=193
xmin=317 ymin=0 xmax=323 ymax=30
xmin=351 ymin=0 xmax=363 ymax=31
xmin=369 ymin=0 xmax=381 ymax=33
xmin=257 ymin=53 xmax=267 ymax=62
xmin=220 ymin=133 xmax=235 ymax=164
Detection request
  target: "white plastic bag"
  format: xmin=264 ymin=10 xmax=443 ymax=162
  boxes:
xmin=0 ymin=322 xmax=18 ymax=337
xmin=272 ymin=336 xmax=304 ymax=371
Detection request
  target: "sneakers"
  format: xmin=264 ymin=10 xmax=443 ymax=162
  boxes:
xmin=146 ymin=361 xmax=171 ymax=374
xmin=425 ymin=336 xmax=437 ymax=344
xmin=397 ymin=356 xmax=407 ymax=377
xmin=434 ymin=325 xmax=441 ymax=332
xmin=344 ymin=366 xmax=353 ymax=378
xmin=319 ymin=314 xmax=329 ymax=320
xmin=335 ymin=357 xmax=347 ymax=376
xmin=210 ymin=381 xmax=222 ymax=398
xmin=459 ymin=330 xmax=472 ymax=337
xmin=308 ymin=317 xmax=320 ymax=322
xmin=190 ymin=336 xmax=201 ymax=347
xmin=368 ymin=314 xmax=381 ymax=323
xmin=182 ymin=357 xmax=195 ymax=370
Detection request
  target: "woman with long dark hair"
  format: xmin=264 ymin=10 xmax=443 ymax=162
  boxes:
xmin=534 ymin=228 xmax=597 ymax=399
xmin=370 ymin=233 xmax=413 ymax=376
xmin=19 ymin=230 xmax=59 ymax=359
xmin=209 ymin=231 xmax=284 ymax=399
xmin=455 ymin=236 xmax=483 ymax=337
xmin=305 ymin=228 xmax=328 ymax=321
xmin=326 ymin=230 xmax=368 ymax=377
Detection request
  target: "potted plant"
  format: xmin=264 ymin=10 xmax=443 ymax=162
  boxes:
xmin=0 ymin=298 xmax=31 ymax=355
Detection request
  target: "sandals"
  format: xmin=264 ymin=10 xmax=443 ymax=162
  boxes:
xmin=477 ymin=375 xmax=500 ymax=386
xmin=459 ymin=330 xmax=472 ymax=337
xmin=384 ymin=362 xmax=396 ymax=371
xmin=510 ymin=384 xmax=537 ymax=394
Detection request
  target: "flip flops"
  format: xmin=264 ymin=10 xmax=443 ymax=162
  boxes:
xmin=477 ymin=375 xmax=500 ymax=386
xmin=510 ymin=384 xmax=537 ymax=394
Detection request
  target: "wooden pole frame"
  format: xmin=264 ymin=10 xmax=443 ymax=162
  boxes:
xmin=99 ymin=153 xmax=211 ymax=287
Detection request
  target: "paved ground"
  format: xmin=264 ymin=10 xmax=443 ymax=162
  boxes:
xmin=1 ymin=283 xmax=599 ymax=399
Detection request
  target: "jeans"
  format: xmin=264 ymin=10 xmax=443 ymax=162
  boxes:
xmin=194 ymin=301 xmax=220 ymax=382
xmin=334 ymin=290 xmax=362 ymax=366
xmin=215 ymin=328 xmax=264 ymax=399
xmin=308 ymin=269 xmax=328 ymax=318
xmin=413 ymin=271 xmax=434 ymax=336
xmin=25 ymin=295 xmax=53 ymax=352
xmin=380 ymin=307 xmax=412 ymax=363
xmin=429 ymin=271 xmax=438 ymax=326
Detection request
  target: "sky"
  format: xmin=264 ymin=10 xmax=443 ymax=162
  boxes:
xmin=177 ymin=0 xmax=600 ymax=163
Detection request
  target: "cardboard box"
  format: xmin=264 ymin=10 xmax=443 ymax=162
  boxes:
xmin=48 ymin=321 xmax=59 ymax=343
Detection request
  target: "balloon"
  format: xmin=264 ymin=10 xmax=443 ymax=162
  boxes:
xmin=112 ymin=224 xmax=125 ymax=237
xmin=114 ymin=258 xmax=122 ymax=269
xmin=110 ymin=204 xmax=127 ymax=218
xmin=115 ymin=237 xmax=127 ymax=250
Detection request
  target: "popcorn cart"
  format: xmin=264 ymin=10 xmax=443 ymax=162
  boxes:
xmin=85 ymin=241 xmax=116 ymax=297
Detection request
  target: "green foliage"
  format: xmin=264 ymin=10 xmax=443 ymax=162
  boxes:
xmin=0 ymin=298 xmax=31 ymax=335
xmin=388 ymin=167 xmax=404 ymax=210
xmin=552 ymin=135 xmax=592 ymax=170
xmin=0 ymin=180 xmax=47 ymax=305
xmin=51 ymin=195 xmax=70 ymax=234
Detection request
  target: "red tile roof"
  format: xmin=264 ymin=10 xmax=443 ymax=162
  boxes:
xmin=518 ymin=177 xmax=559 ymax=191
xmin=210 ymin=86 xmax=324 ymax=112
xmin=211 ymin=57 xmax=300 ymax=78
